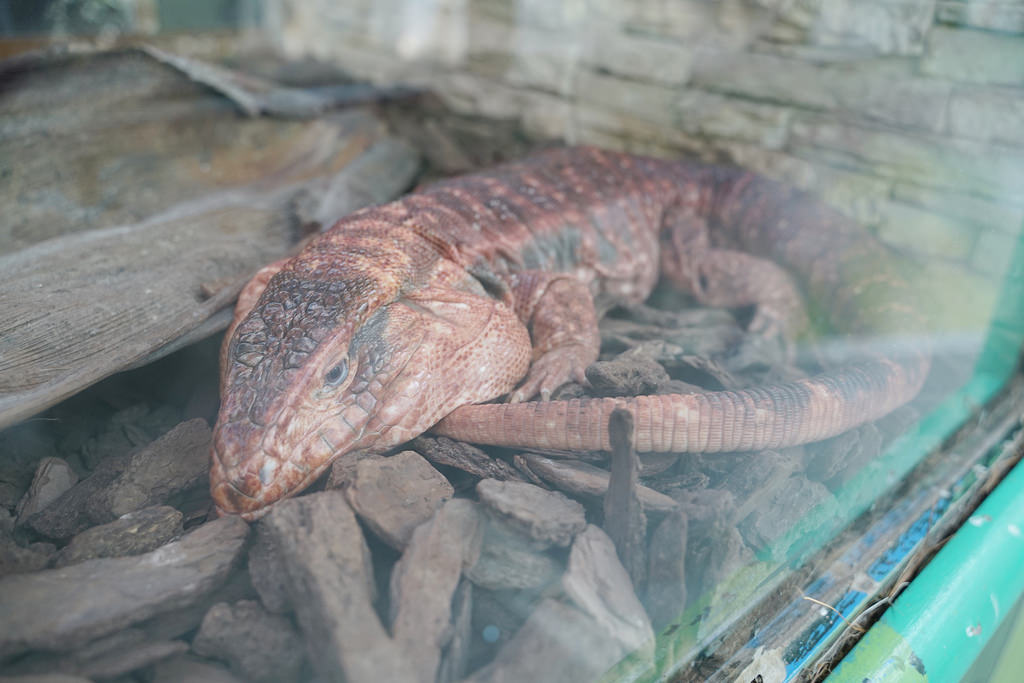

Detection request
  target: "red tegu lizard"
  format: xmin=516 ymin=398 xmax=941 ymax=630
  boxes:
xmin=210 ymin=146 xmax=929 ymax=519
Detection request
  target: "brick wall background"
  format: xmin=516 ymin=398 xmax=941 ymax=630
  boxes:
xmin=266 ymin=0 xmax=1024 ymax=332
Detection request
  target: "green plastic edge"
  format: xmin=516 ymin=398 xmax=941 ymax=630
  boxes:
xmin=828 ymin=454 xmax=1024 ymax=683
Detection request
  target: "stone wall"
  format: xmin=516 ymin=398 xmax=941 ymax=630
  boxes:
xmin=266 ymin=0 xmax=1024 ymax=331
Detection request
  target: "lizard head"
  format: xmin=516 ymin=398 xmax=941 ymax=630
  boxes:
xmin=210 ymin=250 xmax=530 ymax=520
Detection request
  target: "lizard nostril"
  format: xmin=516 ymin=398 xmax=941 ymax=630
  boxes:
xmin=259 ymin=459 xmax=278 ymax=486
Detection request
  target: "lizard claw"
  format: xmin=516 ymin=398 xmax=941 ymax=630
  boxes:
xmin=509 ymin=345 xmax=592 ymax=402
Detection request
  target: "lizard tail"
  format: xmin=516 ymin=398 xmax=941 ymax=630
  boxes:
xmin=432 ymin=352 xmax=929 ymax=453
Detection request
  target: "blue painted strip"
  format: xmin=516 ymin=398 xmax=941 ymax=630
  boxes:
xmin=866 ymin=497 xmax=950 ymax=581
xmin=784 ymin=589 xmax=867 ymax=679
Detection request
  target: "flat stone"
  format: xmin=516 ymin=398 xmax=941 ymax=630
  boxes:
xmin=574 ymin=71 xmax=677 ymax=128
xmin=686 ymin=518 xmax=752 ymax=599
xmin=875 ymin=200 xmax=977 ymax=260
xmin=23 ymin=452 xmax=130 ymax=540
xmin=738 ymin=475 xmax=835 ymax=555
xmin=718 ymin=451 xmax=800 ymax=521
xmin=0 ymin=675 xmax=92 ymax=682
xmin=581 ymin=29 xmax=693 ymax=86
xmin=561 ymin=525 xmax=653 ymax=656
xmin=410 ymin=436 xmax=524 ymax=482
xmin=259 ymin=490 xmax=416 ymax=683
xmin=54 ymin=505 xmax=183 ymax=568
xmin=192 ymin=600 xmax=305 ymax=683
xmin=5 ymin=629 xmax=188 ymax=679
xmin=937 ymin=0 xmax=1024 ymax=33
xmin=674 ymin=90 xmax=792 ymax=150
xmin=476 ymin=479 xmax=586 ymax=548
xmin=464 ymin=598 xmax=634 ymax=683
xmin=586 ymin=357 xmax=669 ymax=397
xmin=646 ymin=510 xmax=688 ymax=629
xmin=136 ymin=570 xmax=256 ymax=643
xmin=86 ymin=418 xmax=211 ymax=523
xmin=247 ymin=524 xmax=291 ymax=614
xmin=790 ymin=116 xmax=1024 ymax=204
xmin=949 ymin=85 xmax=1024 ymax=147
xmin=0 ymin=516 xmax=248 ymax=658
xmin=344 ymin=451 xmax=454 ymax=550
xmin=150 ymin=654 xmax=244 ymax=683
xmin=520 ymin=455 xmax=678 ymax=514
xmin=892 ymin=181 xmax=1024 ymax=237
xmin=436 ymin=580 xmax=472 ymax=683
xmin=465 ymin=519 xmax=562 ymax=591
xmin=390 ymin=499 xmax=484 ymax=683
xmin=0 ymin=481 xmax=21 ymax=510
xmin=922 ymin=25 xmax=1024 ymax=85
xmin=15 ymin=458 xmax=78 ymax=524
xmin=770 ymin=0 xmax=934 ymax=55
xmin=0 ymin=421 xmax=59 ymax=491
xmin=0 ymin=533 xmax=52 ymax=578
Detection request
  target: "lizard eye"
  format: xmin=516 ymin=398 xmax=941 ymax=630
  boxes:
xmin=324 ymin=358 xmax=349 ymax=386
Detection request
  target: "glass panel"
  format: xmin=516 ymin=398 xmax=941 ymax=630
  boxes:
xmin=2 ymin=1 xmax=1023 ymax=681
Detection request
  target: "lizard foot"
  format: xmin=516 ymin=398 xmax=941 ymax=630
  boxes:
xmin=509 ymin=345 xmax=592 ymax=403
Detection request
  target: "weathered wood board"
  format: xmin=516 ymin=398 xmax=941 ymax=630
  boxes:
xmin=0 ymin=50 xmax=420 ymax=428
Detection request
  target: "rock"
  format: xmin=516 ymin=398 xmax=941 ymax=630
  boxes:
xmin=4 ymin=629 xmax=187 ymax=679
xmin=475 ymin=479 xmax=586 ymax=548
xmin=561 ymin=526 xmax=653 ymax=656
xmin=922 ymin=26 xmax=1024 ymax=86
xmin=948 ymin=84 xmax=1024 ymax=148
xmin=137 ymin=570 xmax=257 ymax=643
xmin=737 ymin=475 xmax=834 ymax=555
xmin=86 ymin=419 xmax=211 ymax=523
xmin=436 ymin=580 xmax=472 ymax=683
xmin=718 ymin=450 xmax=800 ymax=522
xmin=468 ymin=587 xmax=538 ymax=668
xmin=0 ymin=532 xmax=52 ymax=578
xmin=581 ymin=29 xmax=693 ymax=86
xmin=390 ymin=499 xmax=484 ymax=683
xmin=686 ymin=518 xmax=751 ymax=599
xmin=344 ymin=451 xmax=454 ymax=550
xmin=0 ymin=675 xmax=92 ymax=682
xmin=776 ymin=0 xmax=935 ymax=55
xmin=520 ymin=455 xmax=678 ymax=514
xmin=259 ymin=490 xmax=416 ymax=683
xmin=646 ymin=510 xmax=688 ymax=629
xmin=192 ymin=600 xmax=305 ymax=683
xmin=23 ymin=452 xmax=131 ymax=540
xmin=0 ymin=481 xmax=21 ymax=510
xmin=247 ymin=524 xmax=291 ymax=614
xmin=586 ymin=357 xmax=669 ymax=397
xmin=54 ymin=505 xmax=183 ymax=568
xmin=465 ymin=520 xmax=562 ymax=591
xmin=15 ymin=458 xmax=78 ymax=524
xmin=0 ymin=422 xmax=59 ymax=492
xmin=464 ymin=598 xmax=635 ymax=683
xmin=150 ymin=654 xmax=244 ymax=683
xmin=410 ymin=436 xmax=524 ymax=482
xmin=875 ymin=200 xmax=977 ymax=261
xmin=937 ymin=0 xmax=1024 ymax=34
xmin=0 ymin=516 xmax=249 ymax=658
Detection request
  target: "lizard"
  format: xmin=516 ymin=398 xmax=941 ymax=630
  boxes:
xmin=210 ymin=146 xmax=930 ymax=519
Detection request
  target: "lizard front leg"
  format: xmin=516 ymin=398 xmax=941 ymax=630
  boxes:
xmin=506 ymin=272 xmax=600 ymax=402
xmin=660 ymin=208 xmax=808 ymax=344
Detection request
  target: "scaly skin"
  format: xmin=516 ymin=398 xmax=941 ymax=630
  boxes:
xmin=211 ymin=147 xmax=930 ymax=519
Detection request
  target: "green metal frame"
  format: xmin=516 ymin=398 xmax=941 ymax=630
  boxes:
xmin=829 ymin=458 xmax=1024 ymax=682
